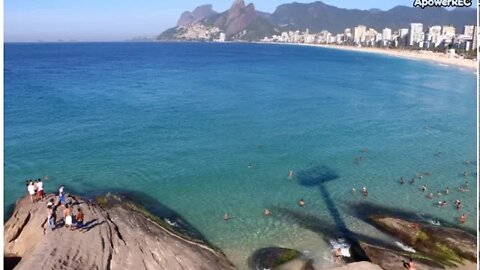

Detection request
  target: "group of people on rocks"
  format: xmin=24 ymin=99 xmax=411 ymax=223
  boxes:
xmin=45 ymin=185 xmax=85 ymax=232
xmin=25 ymin=179 xmax=86 ymax=232
xmin=26 ymin=178 xmax=44 ymax=203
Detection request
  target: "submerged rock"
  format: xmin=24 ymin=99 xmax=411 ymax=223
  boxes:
xmin=249 ymin=247 xmax=301 ymax=270
xmin=4 ymin=193 xmax=234 ymax=270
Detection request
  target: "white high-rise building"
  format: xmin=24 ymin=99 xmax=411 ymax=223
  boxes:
xmin=409 ymin=23 xmax=423 ymax=46
xmin=464 ymin=25 xmax=475 ymax=38
xmin=382 ymin=28 xmax=392 ymax=41
xmin=442 ymin=26 xmax=456 ymax=38
xmin=354 ymin=25 xmax=367 ymax=44
xmin=365 ymin=28 xmax=378 ymax=43
xmin=428 ymin=26 xmax=442 ymax=44
xmin=473 ymin=26 xmax=477 ymax=49
xmin=219 ymin=33 xmax=226 ymax=42
xmin=399 ymin=28 xmax=409 ymax=38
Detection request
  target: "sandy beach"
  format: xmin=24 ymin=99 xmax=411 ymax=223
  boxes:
xmin=262 ymin=42 xmax=477 ymax=71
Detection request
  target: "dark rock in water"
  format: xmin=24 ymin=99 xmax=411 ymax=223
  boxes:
xmin=370 ymin=216 xmax=476 ymax=266
xmin=249 ymin=247 xmax=301 ymax=270
xmin=360 ymin=243 xmax=445 ymax=270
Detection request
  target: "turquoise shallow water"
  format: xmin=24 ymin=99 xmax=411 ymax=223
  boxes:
xmin=4 ymin=42 xmax=477 ymax=269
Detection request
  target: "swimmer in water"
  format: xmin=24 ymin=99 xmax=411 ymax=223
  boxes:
xmin=400 ymin=177 xmax=405 ymax=185
xmin=288 ymin=170 xmax=294 ymax=178
xmin=361 ymin=187 xmax=368 ymax=197
xmin=463 ymin=181 xmax=469 ymax=188
xmin=463 ymin=171 xmax=468 ymax=177
xmin=298 ymin=198 xmax=305 ymax=207
xmin=248 ymin=163 xmax=253 ymax=169
xmin=459 ymin=213 xmax=466 ymax=224
xmin=352 ymin=187 xmax=356 ymax=194
xmin=436 ymin=190 xmax=441 ymax=197
xmin=445 ymin=187 xmax=449 ymax=195
xmin=421 ymin=185 xmax=427 ymax=192
xmin=223 ymin=213 xmax=230 ymax=222
xmin=427 ymin=193 xmax=433 ymax=199
xmin=410 ymin=177 xmax=415 ymax=184
xmin=264 ymin=208 xmax=271 ymax=216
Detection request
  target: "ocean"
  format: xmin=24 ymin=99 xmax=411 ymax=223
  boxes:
xmin=4 ymin=42 xmax=477 ymax=269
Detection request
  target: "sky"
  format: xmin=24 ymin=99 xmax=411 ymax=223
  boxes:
xmin=4 ymin=0 xmax=477 ymax=42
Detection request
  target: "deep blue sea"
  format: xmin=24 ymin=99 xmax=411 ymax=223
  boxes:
xmin=4 ymin=42 xmax=477 ymax=269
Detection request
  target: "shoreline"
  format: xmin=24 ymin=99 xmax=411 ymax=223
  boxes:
xmin=258 ymin=42 xmax=477 ymax=72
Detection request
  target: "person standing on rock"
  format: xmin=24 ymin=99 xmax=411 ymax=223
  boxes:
xmin=64 ymin=204 xmax=73 ymax=229
xmin=47 ymin=205 xmax=56 ymax=231
xmin=27 ymin=181 xmax=36 ymax=203
xmin=37 ymin=178 xmax=44 ymax=201
xmin=58 ymin=185 xmax=66 ymax=205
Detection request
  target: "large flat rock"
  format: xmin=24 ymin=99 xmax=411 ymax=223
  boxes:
xmin=4 ymin=194 xmax=234 ymax=270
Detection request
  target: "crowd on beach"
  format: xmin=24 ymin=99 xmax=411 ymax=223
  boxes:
xmin=25 ymin=178 xmax=85 ymax=232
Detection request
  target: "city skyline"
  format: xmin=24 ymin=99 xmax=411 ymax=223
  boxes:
xmin=5 ymin=0 xmax=477 ymax=42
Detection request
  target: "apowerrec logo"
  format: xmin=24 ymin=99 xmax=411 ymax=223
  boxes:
xmin=413 ymin=0 xmax=472 ymax=8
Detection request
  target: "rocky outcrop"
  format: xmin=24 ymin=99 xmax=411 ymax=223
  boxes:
xmin=214 ymin=0 xmax=257 ymax=38
xmin=360 ymin=243 xmax=445 ymax=270
xmin=158 ymin=0 xmax=278 ymax=41
xmin=371 ymin=216 xmax=476 ymax=267
xmin=177 ymin=4 xmax=218 ymax=27
xmin=4 ymin=193 xmax=234 ymax=270
xmin=326 ymin=261 xmax=383 ymax=270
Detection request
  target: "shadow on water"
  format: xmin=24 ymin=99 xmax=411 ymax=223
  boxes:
xmin=272 ymin=207 xmax=403 ymax=254
xmin=346 ymin=201 xmax=477 ymax=236
xmin=294 ymin=165 xmax=369 ymax=261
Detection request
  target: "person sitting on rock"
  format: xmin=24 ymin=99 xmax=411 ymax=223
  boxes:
xmin=333 ymin=248 xmax=342 ymax=263
xmin=403 ymin=257 xmax=416 ymax=270
xmin=409 ymin=223 xmax=420 ymax=230
xmin=75 ymin=208 xmax=85 ymax=232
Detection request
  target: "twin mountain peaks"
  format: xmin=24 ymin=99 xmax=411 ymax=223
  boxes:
xmin=158 ymin=0 xmax=476 ymax=41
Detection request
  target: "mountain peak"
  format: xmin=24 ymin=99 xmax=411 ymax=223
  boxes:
xmin=231 ymin=0 xmax=246 ymax=9
xmin=176 ymin=4 xmax=217 ymax=26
